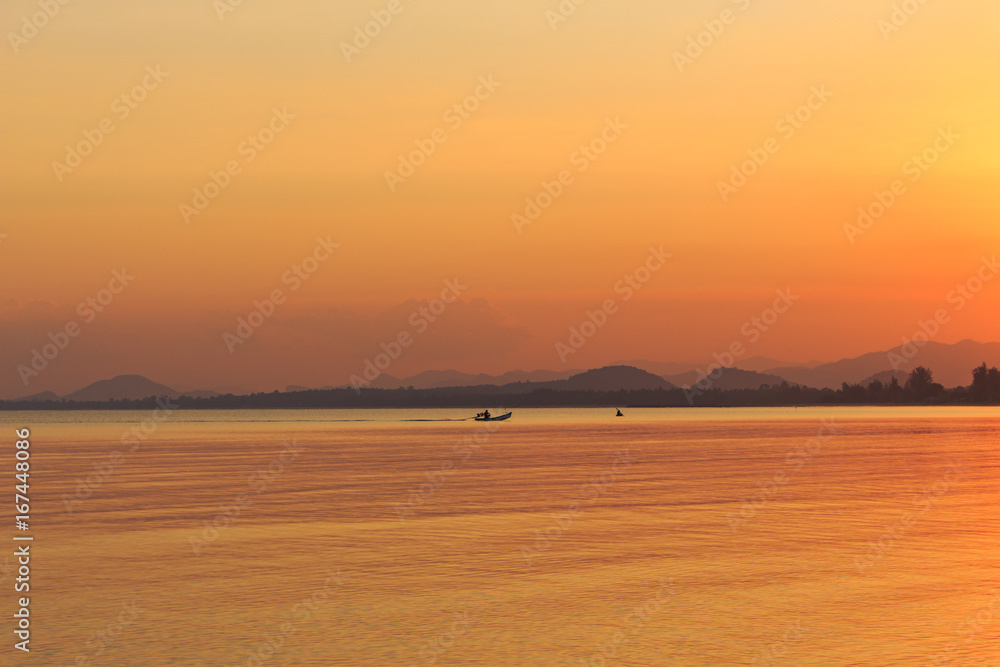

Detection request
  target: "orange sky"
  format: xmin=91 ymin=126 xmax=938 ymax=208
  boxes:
xmin=1 ymin=0 xmax=999 ymax=397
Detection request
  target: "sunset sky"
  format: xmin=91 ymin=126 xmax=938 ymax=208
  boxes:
xmin=1 ymin=0 xmax=998 ymax=397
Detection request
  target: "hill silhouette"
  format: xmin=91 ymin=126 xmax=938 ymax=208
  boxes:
xmin=359 ymin=368 xmax=582 ymax=390
xmin=57 ymin=375 xmax=218 ymax=402
xmin=64 ymin=375 xmax=179 ymax=402
xmin=4 ymin=361 xmax=999 ymax=410
xmin=663 ymin=367 xmax=789 ymax=391
xmin=765 ymin=340 xmax=1000 ymax=389
xmin=9 ymin=341 xmax=1000 ymax=405
xmin=546 ymin=366 xmax=677 ymax=391
xmin=16 ymin=390 xmax=61 ymax=402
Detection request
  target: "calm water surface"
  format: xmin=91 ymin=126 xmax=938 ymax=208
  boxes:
xmin=2 ymin=407 xmax=998 ymax=666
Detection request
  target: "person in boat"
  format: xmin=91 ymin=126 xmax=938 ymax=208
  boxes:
xmin=483 ymin=409 xmax=490 ymax=419
xmin=616 ymin=409 xmax=623 ymax=417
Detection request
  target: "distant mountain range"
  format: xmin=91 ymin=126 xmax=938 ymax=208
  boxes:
xmin=354 ymin=368 xmax=584 ymax=390
xmin=544 ymin=366 xmax=675 ymax=391
xmin=18 ymin=390 xmax=62 ymax=402
xmin=18 ymin=375 xmax=219 ymax=403
xmin=626 ymin=340 xmax=998 ymax=390
xmin=11 ymin=340 xmax=999 ymax=403
xmin=662 ymin=367 xmax=789 ymax=391
xmin=363 ymin=366 xmax=676 ymax=393
xmin=618 ymin=356 xmax=819 ymax=376
xmin=765 ymin=340 xmax=1000 ymax=389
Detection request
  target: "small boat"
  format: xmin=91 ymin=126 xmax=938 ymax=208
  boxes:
xmin=474 ymin=411 xmax=512 ymax=421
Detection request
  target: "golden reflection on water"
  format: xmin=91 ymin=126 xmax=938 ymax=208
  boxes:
xmin=4 ymin=407 xmax=999 ymax=666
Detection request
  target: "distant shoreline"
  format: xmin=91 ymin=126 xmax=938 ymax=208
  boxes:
xmin=2 ymin=384 xmax=997 ymax=411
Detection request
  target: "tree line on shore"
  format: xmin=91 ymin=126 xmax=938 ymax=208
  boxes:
xmin=3 ymin=364 xmax=1000 ymax=411
xmin=839 ymin=364 xmax=1000 ymax=404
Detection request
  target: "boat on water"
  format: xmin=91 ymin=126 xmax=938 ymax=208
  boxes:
xmin=474 ymin=411 xmax=512 ymax=421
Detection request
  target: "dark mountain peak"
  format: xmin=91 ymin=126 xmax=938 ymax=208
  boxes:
xmin=560 ymin=365 xmax=676 ymax=391
xmin=64 ymin=375 xmax=180 ymax=402
xmin=765 ymin=340 xmax=1000 ymax=389
xmin=664 ymin=367 xmax=790 ymax=390
xmin=17 ymin=390 xmax=62 ymax=402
